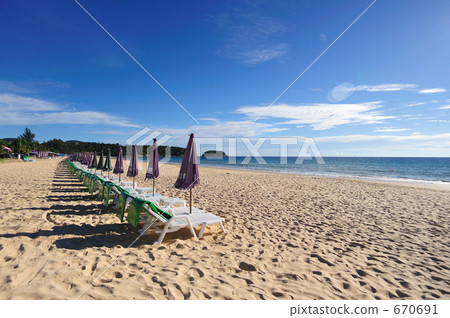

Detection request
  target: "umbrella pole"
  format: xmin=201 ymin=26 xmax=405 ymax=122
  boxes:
xmin=190 ymin=188 xmax=192 ymax=214
xmin=153 ymin=179 xmax=155 ymax=196
xmin=133 ymin=176 xmax=135 ymax=189
xmin=119 ymin=173 xmax=121 ymax=182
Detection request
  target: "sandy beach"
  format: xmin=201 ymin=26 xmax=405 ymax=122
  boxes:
xmin=0 ymin=158 xmax=449 ymax=300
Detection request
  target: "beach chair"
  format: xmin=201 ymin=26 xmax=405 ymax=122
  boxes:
xmin=137 ymin=193 xmax=187 ymax=208
xmin=136 ymin=200 xmax=225 ymax=244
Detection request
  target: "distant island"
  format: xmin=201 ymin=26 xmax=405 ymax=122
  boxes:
xmin=202 ymin=150 xmax=227 ymax=159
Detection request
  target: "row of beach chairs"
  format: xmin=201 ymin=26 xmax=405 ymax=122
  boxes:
xmin=65 ymin=159 xmax=225 ymax=244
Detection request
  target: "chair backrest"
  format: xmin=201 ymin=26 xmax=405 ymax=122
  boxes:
xmin=143 ymin=201 xmax=173 ymax=223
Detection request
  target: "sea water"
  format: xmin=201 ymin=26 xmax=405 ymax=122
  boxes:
xmin=159 ymin=156 xmax=450 ymax=184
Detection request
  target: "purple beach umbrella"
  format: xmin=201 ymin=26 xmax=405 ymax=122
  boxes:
xmin=145 ymin=139 xmax=159 ymax=195
xmin=82 ymin=153 xmax=88 ymax=165
xmin=113 ymin=147 xmax=124 ymax=182
xmin=127 ymin=145 xmax=138 ymax=188
xmin=87 ymin=152 xmax=92 ymax=167
xmin=174 ymin=133 xmax=199 ymax=213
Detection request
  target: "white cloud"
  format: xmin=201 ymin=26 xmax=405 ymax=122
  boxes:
xmin=328 ymin=83 xmax=354 ymax=102
xmin=0 ymin=111 xmax=138 ymax=127
xmin=160 ymin=120 xmax=272 ymax=139
xmin=199 ymin=118 xmax=220 ymax=123
xmin=215 ymin=12 xmax=288 ymax=64
xmin=237 ymin=101 xmax=393 ymax=130
xmin=261 ymin=127 xmax=289 ymax=133
xmin=0 ymin=93 xmax=138 ymax=127
xmin=405 ymin=102 xmax=426 ymax=107
xmin=0 ymin=93 xmax=61 ymax=111
xmin=0 ymin=82 xmax=35 ymax=94
xmin=438 ymin=105 xmax=450 ymax=109
xmin=418 ymin=88 xmax=447 ymax=94
xmin=236 ymin=44 xmax=288 ymax=64
xmin=350 ymin=83 xmax=417 ymax=92
xmin=319 ymin=33 xmax=327 ymax=42
xmin=86 ymin=130 xmax=139 ymax=135
xmin=374 ymin=127 xmax=410 ymax=132
xmin=328 ymin=83 xmax=417 ymax=102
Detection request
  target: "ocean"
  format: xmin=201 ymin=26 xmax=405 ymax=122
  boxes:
xmin=159 ymin=156 xmax=450 ymax=185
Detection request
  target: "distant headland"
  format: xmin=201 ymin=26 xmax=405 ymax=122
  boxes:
xmin=201 ymin=150 xmax=227 ymax=159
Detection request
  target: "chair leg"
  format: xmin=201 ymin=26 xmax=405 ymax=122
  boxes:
xmin=220 ymin=221 xmax=226 ymax=233
xmin=186 ymin=217 xmax=198 ymax=239
xmin=198 ymin=222 xmax=207 ymax=238
xmin=139 ymin=216 xmax=153 ymax=235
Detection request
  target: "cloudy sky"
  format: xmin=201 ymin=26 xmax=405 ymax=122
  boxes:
xmin=0 ymin=0 xmax=449 ymax=156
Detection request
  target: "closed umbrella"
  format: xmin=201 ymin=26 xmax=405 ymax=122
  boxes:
xmin=104 ymin=148 xmax=112 ymax=178
xmin=127 ymin=145 xmax=138 ymax=188
xmin=86 ymin=152 xmax=92 ymax=167
xmin=97 ymin=151 xmax=104 ymax=175
xmin=113 ymin=147 xmax=124 ymax=182
xmin=145 ymin=138 xmax=159 ymax=196
xmin=174 ymin=134 xmax=199 ymax=214
xmin=90 ymin=152 xmax=98 ymax=171
xmin=82 ymin=153 xmax=88 ymax=165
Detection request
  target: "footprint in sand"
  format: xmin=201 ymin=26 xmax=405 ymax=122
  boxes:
xmin=272 ymin=291 xmax=284 ymax=297
xmin=239 ymin=262 xmax=257 ymax=272
xmin=356 ymin=269 xmax=368 ymax=277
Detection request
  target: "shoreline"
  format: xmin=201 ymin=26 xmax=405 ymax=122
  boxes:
xmin=163 ymin=161 xmax=450 ymax=192
xmin=5 ymin=157 xmax=449 ymax=191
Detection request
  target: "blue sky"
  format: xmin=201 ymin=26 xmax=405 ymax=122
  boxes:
xmin=0 ymin=0 xmax=449 ymax=156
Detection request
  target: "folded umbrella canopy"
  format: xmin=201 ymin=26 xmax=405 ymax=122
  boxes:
xmin=127 ymin=145 xmax=138 ymax=188
xmin=103 ymin=148 xmax=112 ymax=178
xmin=174 ymin=133 xmax=199 ymax=213
xmin=90 ymin=152 xmax=98 ymax=170
xmin=97 ymin=151 xmax=104 ymax=175
xmin=82 ymin=153 xmax=88 ymax=165
xmin=113 ymin=147 xmax=124 ymax=182
xmin=86 ymin=152 xmax=92 ymax=167
xmin=145 ymin=138 xmax=159 ymax=195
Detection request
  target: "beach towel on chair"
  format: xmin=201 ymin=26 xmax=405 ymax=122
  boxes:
xmin=102 ymin=182 xmax=113 ymax=207
xmin=126 ymin=198 xmax=147 ymax=227
xmin=116 ymin=191 xmax=132 ymax=222
xmin=90 ymin=176 xmax=102 ymax=194
xmin=147 ymin=201 xmax=172 ymax=221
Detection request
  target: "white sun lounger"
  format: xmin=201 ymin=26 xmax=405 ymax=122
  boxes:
xmin=138 ymin=203 xmax=225 ymax=244
xmin=138 ymin=193 xmax=186 ymax=208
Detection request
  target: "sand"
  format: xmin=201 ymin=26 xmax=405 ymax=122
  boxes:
xmin=0 ymin=158 xmax=449 ymax=300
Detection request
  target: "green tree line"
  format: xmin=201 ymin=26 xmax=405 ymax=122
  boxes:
xmin=1 ymin=128 xmax=185 ymax=157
